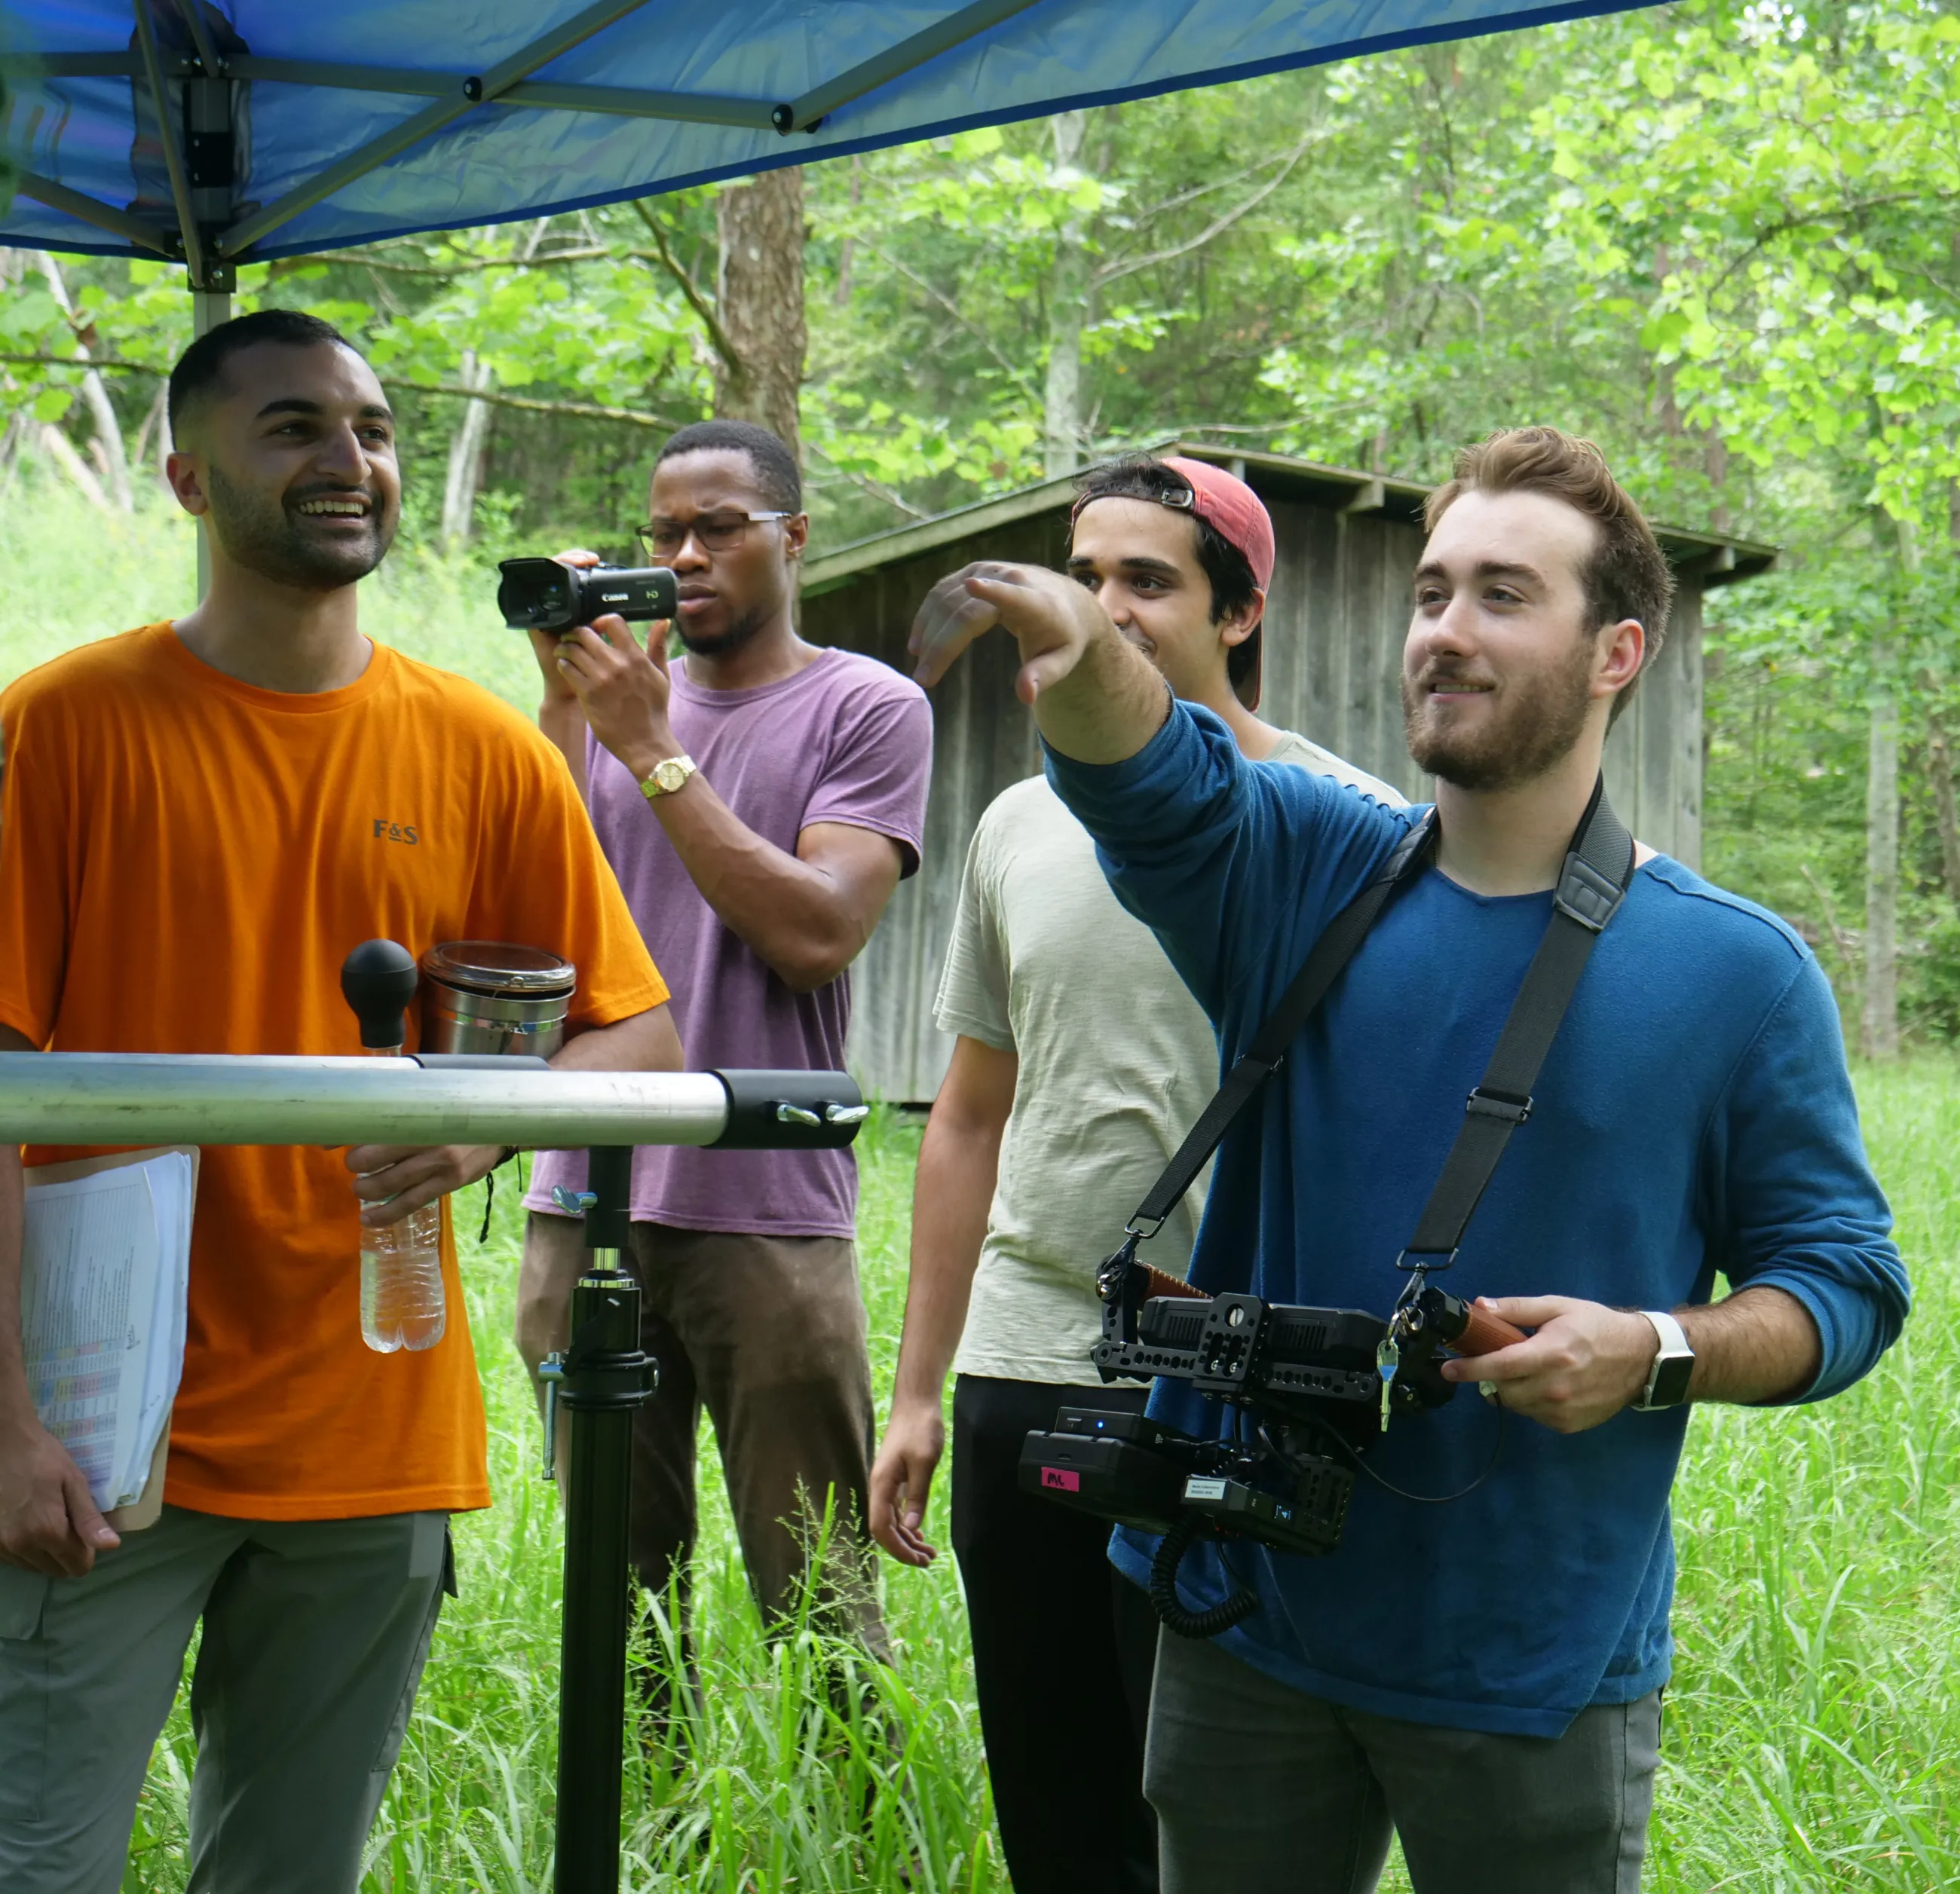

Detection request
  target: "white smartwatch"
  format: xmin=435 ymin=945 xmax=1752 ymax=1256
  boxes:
xmin=1633 ymin=1310 xmax=1695 ymax=1411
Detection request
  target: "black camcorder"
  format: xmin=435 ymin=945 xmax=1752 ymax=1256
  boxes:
xmin=496 ymin=557 xmax=678 ymax=633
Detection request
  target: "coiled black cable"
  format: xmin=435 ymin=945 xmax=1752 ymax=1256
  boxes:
xmin=1148 ymin=1514 xmax=1259 ymax=1639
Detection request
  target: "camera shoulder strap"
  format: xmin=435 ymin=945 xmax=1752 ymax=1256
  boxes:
xmin=1122 ymin=776 xmax=1634 ymax=1265
xmin=1401 ymin=773 xmax=1633 ymax=1262
xmin=1127 ymin=806 xmax=1439 ymax=1235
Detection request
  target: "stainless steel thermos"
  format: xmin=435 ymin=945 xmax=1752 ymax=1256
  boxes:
xmin=419 ymin=941 xmax=577 ymax=1059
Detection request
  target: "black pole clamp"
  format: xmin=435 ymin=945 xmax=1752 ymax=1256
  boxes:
xmin=707 ymin=1069 xmax=869 ymax=1149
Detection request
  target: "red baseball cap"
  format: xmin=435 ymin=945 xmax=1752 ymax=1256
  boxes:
xmin=1161 ymin=456 xmax=1276 ymax=593
xmin=1069 ymin=455 xmax=1275 ymax=593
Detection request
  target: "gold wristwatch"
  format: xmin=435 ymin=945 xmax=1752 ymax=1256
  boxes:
xmin=639 ymin=754 xmax=697 ymax=800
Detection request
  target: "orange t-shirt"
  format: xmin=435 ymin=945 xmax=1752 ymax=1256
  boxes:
xmin=0 ymin=625 xmax=670 ymax=1520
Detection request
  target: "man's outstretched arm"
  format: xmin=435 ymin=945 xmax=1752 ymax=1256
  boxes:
xmin=910 ymin=561 xmax=1168 ymax=763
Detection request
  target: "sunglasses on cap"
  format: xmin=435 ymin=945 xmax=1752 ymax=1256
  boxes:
xmin=1068 ymin=480 xmax=1196 ymax=531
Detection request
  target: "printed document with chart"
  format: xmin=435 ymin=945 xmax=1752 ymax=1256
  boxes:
xmin=22 ymin=1146 xmax=198 ymax=1516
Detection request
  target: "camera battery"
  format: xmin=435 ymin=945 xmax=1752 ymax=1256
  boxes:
xmin=1018 ymin=1407 xmax=1191 ymax=1531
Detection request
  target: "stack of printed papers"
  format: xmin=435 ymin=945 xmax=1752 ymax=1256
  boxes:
xmin=22 ymin=1149 xmax=196 ymax=1513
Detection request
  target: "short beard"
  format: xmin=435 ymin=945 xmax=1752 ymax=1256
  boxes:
xmin=675 ymin=600 xmax=769 ymax=659
xmin=205 ymin=460 xmax=397 ymax=592
xmin=1402 ymin=632 xmax=1596 ymax=792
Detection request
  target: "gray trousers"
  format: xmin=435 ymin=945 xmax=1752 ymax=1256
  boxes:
xmin=1144 ymin=1629 xmax=1660 ymax=1894
xmin=0 ymin=1504 xmax=451 ymax=1894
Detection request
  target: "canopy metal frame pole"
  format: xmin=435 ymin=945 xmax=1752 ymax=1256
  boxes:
xmin=773 ymin=0 xmax=1049 ymax=131
xmin=11 ymin=170 xmax=174 ymax=253
xmin=174 ymin=0 xmax=223 ymax=78
xmin=131 ymin=0 xmax=210 ymax=289
xmin=216 ymin=0 xmax=660 ymax=258
xmin=133 ymin=0 xmax=245 ymax=598
xmin=190 ymin=282 xmax=230 ymax=599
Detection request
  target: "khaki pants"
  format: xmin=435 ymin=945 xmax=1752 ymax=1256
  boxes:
xmin=0 ymin=1505 xmax=451 ymax=1894
xmin=516 ymin=1213 xmax=890 ymax=1665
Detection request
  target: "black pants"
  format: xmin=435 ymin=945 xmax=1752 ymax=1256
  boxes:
xmin=951 ymin=1375 xmax=1159 ymax=1894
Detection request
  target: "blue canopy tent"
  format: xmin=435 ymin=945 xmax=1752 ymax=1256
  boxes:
xmin=2 ymin=0 xmax=1650 ymax=298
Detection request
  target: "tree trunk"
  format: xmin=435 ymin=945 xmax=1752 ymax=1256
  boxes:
xmin=1043 ymin=110 xmax=1090 ymax=477
xmin=440 ymin=350 xmax=494 ymax=551
xmin=1928 ymin=717 xmax=1960 ymax=908
xmin=1863 ymin=519 xmax=1914 ymax=1060
xmin=714 ymin=167 xmax=807 ymax=460
xmin=39 ymin=421 xmax=110 ymax=511
xmin=35 ymin=251 xmax=132 ymax=513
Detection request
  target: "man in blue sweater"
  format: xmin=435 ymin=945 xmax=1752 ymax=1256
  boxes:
xmin=908 ymin=427 xmax=1908 ymax=1893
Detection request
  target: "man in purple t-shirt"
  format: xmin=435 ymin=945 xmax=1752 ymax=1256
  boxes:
xmin=519 ymin=419 xmax=932 ymax=1697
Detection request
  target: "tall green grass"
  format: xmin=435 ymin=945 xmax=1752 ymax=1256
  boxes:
xmin=5 ymin=485 xmax=1956 ymax=1889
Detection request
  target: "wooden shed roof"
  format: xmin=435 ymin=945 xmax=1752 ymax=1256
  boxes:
xmin=804 ymin=439 xmax=1778 ymax=597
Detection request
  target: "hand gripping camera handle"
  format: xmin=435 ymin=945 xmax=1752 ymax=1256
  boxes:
xmin=1440 ymin=1296 xmax=1529 ymax=1357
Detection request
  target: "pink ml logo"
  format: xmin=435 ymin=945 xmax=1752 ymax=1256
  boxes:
xmin=1041 ymin=1467 xmax=1081 ymax=1492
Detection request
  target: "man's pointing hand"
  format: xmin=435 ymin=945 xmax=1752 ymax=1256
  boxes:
xmin=910 ymin=560 xmax=1168 ymax=765
xmin=909 ymin=561 xmax=1108 ymax=702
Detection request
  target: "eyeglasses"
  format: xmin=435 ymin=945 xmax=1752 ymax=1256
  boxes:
xmin=635 ymin=510 xmax=792 ymax=558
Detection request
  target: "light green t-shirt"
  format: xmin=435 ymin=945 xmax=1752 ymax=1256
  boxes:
xmin=935 ymin=729 xmax=1407 ymax=1385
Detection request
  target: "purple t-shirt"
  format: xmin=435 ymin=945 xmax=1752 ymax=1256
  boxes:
xmin=527 ymin=645 xmax=933 ymax=1237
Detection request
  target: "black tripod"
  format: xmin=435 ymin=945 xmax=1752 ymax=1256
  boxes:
xmin=341 ymin=951 xmax=862 ymax=1892
xmin=543 ymin=1146 xmax=655 ymax=1894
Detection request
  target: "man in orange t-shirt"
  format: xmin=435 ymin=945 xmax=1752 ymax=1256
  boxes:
xmin=0 ymin=311 xmax=681 ymax=1894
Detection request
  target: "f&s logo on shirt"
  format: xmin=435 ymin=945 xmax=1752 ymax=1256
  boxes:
xmin=372 ymin=818 xmax=420 ymax=845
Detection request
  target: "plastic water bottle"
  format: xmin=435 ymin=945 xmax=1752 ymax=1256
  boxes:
xmin=357 ymin=1044 xmax=448 ymax=1354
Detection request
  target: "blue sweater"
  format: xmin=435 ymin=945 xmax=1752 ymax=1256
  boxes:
xmin=1048 ymin=705 xmax=1909 ymax=1739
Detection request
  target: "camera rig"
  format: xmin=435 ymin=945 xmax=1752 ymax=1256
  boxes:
xmin=1017 ymin=779 xmax=1637 ymax=1639
xmin=1018 ymin=1246 xmax=1524 ymax=1633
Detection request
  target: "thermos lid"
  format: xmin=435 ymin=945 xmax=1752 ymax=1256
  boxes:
xmin=421 ymin=941 xmax=577 ymax=999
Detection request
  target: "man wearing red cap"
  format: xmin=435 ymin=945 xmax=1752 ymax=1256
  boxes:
xmin=869 ymin=455 xmax=1402 ymax=1894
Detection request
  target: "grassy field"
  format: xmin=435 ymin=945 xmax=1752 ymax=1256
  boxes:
xmin=111 ymin=1084 xmax=1960 ymax=1894
xmin=4 ymin=484 xmax=1957 ymax=1889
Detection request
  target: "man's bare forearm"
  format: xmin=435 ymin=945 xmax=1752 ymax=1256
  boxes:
xmin=551 ymin=1005 xmax=684 ymax=1076
xmin=890 ymin=1044 xmax=1015 ymax=1409
xmin=1027 ymin=618 xmax=1171 ymax=765
xmin=1680 ymin=1284 xmax=1822 ymax=1405
xmin=639 ymin=784 xmax=897 ymax=993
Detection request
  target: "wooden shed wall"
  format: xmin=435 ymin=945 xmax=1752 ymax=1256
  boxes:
xmin=802 ymin=503 xmax=1707 ymax=1104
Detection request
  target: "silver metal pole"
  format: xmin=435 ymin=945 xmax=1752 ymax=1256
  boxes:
xmin=191 ymin=286 xmax=231 ymax=601
xmin=0 ymin=1054 xmax=730 ymax=1148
